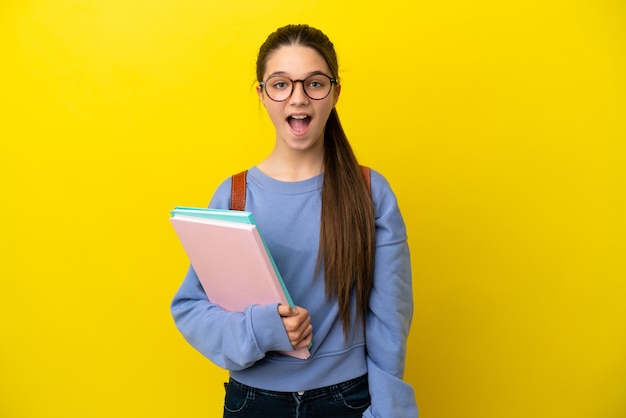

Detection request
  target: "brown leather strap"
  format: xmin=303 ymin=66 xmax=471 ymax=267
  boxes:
xmin=359 ymin=165 xmax=371 ymax=191
xmin=230 ymin=170 xmax=247 ymax=211
xmin=231 ymin=166 xmax=370 ymax=211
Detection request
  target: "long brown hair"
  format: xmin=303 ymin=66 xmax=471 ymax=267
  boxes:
xmin=256 ymin=24 xmax=375 ymax=337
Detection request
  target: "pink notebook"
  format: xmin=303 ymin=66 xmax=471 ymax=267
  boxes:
xmin=170 ymin=215 xmax=310 ymax=359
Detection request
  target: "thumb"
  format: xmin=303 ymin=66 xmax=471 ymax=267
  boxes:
xmin=277 ymin=304 xmax=298 ymax=317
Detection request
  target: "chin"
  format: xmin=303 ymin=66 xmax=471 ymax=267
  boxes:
xmin=284 ymin=135 xmax=323 ymax=152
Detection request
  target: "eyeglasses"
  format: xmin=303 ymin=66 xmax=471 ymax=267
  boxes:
xmin=260 ymin=73 xmax=337 ymax=102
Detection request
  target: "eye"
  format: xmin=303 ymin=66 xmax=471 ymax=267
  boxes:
xmin=269 ymin=78 xmax=290 ymax=90
xmin=307 ymin=78 xmax=327 ymax=89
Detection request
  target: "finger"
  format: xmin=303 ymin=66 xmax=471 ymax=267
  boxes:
xmin=292 ymin=325 xmax=313 ymax=349
xmin=289 ymin=312 xmax=311 ymax=332
xmin=286 ymin=318 xmax=312 ymax=346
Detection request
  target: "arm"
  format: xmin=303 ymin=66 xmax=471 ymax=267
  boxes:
xmin=363 ymin=171 xmax=418 ymax=417
xmin=171 ymin=266 xmax=296 ymax=370
xmin=170 ymin=178 xmax=297 ymax=370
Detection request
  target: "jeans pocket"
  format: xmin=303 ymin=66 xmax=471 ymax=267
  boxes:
xmin=223 ymin=379 xmax=252 ymax=415
xmin=337 ymin=375 xmax=371 ymax=411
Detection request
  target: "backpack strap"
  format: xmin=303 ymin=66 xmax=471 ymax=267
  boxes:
xmin=229 ymin=166 xmax=371 ymax=211
xmin=230 ymin=170 xmax=247 ymax=211
xmin=359 ymin=165 xmax=371 ymax=192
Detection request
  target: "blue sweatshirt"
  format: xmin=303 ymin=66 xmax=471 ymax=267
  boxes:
xmin=171 ymin=166 xmax=417 ymax=417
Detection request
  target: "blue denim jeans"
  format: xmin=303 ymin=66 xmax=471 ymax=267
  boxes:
xmin=223 ymin=374 xmax=370 ymax=418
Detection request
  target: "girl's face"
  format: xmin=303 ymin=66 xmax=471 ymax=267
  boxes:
xmin=257 ymin=45 xmax=340 ymax=155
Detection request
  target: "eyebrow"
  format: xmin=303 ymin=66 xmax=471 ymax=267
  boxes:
xmin=265 ymin=70 xmax=330 ymax=79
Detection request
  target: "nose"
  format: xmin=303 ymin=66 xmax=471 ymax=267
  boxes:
xmin=289 ymin=80 xmax=309 ymax=104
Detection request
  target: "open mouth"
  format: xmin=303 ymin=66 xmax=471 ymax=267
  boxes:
xmin=287 ymin=115 xmax=311 ymax=134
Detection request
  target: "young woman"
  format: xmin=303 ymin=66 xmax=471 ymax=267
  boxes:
xmin=171 ymin=24 xmax=417 ymax=417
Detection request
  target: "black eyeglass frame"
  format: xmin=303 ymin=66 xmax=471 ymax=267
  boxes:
xmin=259 ymin=73 xmax=338 ymax=102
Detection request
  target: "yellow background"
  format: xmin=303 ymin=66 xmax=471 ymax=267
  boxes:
xmin=2 ymin=1 xmax=625 ymax=417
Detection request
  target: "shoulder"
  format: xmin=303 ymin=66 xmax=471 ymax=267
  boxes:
xmin=207 ymin=172 xmax=239 ymax=210
xmin=368 ymin=168 xmax=398 ymax=207
xmin=368 ymin=168 xmax=389 ymax=189
xmin=367 ymin=168 xmax=408 ymax=234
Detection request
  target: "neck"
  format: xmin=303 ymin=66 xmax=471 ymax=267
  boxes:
xmin=257 ymin=149 xmax=324 ymax=182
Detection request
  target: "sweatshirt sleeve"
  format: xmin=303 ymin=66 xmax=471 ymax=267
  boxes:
xmin=363 ymin=171 xmax=418 ymax=417
xmin=170 ymin=178 xmax=295 ymax=370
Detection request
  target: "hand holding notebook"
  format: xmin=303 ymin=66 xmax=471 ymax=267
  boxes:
xmin=170 ymin=206 xmax=310 ymax=359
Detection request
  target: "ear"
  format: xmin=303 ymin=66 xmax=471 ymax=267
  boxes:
xmin=256 ymin=85 xmax=264 ymax=101
xmin=333 ymin=83 xmax=341 ymax=107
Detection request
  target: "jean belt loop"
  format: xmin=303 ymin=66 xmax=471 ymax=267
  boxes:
xmin=246 ymin=385 xmax=256 ymax=401
xmin=330 ymin=384 xmax=342 ymax=402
